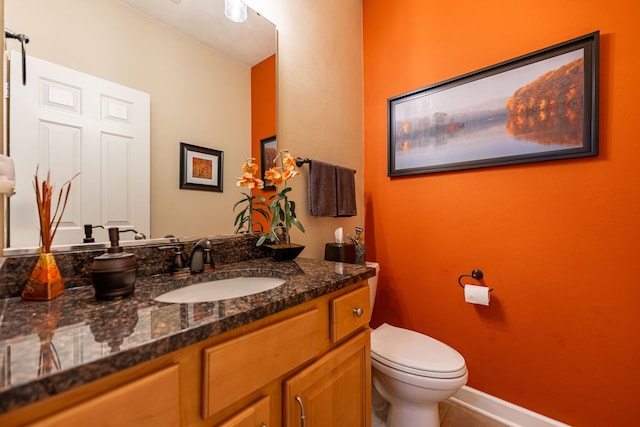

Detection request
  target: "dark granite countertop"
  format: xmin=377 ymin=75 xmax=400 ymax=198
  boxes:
xmin=0 ymin=257 xmax=374 ymax=414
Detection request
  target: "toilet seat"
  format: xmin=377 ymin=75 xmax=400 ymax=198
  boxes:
xmin=371 ymin=323 xmax=467 ymax=379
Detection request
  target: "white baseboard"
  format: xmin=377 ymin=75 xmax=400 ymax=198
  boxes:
xmin=450 ymin=386 xmax=571 ymax=427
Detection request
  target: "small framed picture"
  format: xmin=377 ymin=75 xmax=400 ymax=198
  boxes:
xmin=260 ymin=135 xmax=277 ymax=190
xmin=179 ymin=142 xmax=223 ymax=192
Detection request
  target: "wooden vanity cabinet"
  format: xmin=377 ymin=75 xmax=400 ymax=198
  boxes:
xmin=0 ymin=282 xmax=371 ymax=427
xmin=211 ymin=282 xmax=371 ymax=427
xmin=284 ymin=331 xmax=370 ymax=427
xmin=280 ymin=284 xmax=371 ymax=427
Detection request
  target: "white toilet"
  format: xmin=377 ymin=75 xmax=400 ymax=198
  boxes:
xmin=367 ymin=262 xmax=468 ymax=427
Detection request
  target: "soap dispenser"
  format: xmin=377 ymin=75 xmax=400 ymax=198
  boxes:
xmin=91 ymin=227 xmax=138 ymax=299
xmin=83 ymin=224 xmax=104 ymax=243
xmin=354 ymin=227 xmax=366 ymax=267
xmin=349 ymin=227 xmax=366 ymax=267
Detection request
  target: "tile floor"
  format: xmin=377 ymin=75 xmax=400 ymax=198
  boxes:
xmin=372 ymin=399 xmax=510 ymax=427
xmin=439 ymin=400 xmax=509 ymax=427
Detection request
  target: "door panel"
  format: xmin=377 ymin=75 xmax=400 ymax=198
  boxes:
xmin=284 ymin=331 xmax=371 ymax=427
xmin=8 ymin=51 xmax=150 ymax=248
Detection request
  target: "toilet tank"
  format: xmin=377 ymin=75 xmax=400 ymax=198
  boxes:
xmin=367 ymin=262 xmax=380 ymax=312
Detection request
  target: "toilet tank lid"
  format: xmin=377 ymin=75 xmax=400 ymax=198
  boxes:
xmin=371 ymin=323 xmax=466 ymax=375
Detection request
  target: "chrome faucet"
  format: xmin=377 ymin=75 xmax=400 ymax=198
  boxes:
xmin=189 ymin=239 xmax=213 ymax=274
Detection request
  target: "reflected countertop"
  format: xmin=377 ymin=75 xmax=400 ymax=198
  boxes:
xmin=0 ymin=257 xmax=375 ymax=414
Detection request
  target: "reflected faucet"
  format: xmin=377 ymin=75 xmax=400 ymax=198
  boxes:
xmin=189 ymin=239 xmax=213 ymax=274
xmin=118 ymin=229 xmax=147 ymax=240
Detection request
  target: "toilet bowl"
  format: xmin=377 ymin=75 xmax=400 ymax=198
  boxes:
xmin=367 ymin=263 xmax=468 ymax=427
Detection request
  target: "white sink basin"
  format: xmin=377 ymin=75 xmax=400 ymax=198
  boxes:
xmin=154 ymin=277 xmax=287 ymax=303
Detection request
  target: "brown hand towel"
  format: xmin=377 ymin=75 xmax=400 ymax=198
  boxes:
xmin=336 ymin=165 xmax=357 ymax=217
xmin=308 ymin=160 xmax=337 ymax=217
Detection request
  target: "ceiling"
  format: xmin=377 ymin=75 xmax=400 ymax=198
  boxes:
xmin=119 ymin=0 xmax=276 ymax=66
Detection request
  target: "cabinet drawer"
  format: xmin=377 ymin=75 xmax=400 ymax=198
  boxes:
xmin=330 ymin=285 xmax=371 ymax=343
xmin=216 ymin=395 xmax=270 ymax=427
xmin=27 ymin=365 xmax=180 ymax=427
xmin=203 ymin=309 xmax=322 ymax=418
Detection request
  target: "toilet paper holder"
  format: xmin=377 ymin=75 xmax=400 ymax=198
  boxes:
xmin=458 ymin=269 xmax=493 ymax=292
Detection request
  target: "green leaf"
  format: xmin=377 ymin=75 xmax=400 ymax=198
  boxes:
xmin=290 ymin=216 xmax=305 ymax=232
xmin=279 ymin=187 xmax=292 ymax=196
xmin=233 ymin=210 xmax=246 ymax=226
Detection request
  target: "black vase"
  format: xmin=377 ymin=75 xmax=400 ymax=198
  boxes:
xmin=267 ymin=244 xmax=305 ymax=261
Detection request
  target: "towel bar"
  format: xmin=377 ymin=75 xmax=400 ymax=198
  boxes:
xmin=295 ymin=157 xmax=310 ymax=167
xmin=295 ymin=157 xmax=357 ymax=174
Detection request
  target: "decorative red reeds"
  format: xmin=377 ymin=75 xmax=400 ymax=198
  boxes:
xmin=33 ymin=166 xmax=79 ymax=253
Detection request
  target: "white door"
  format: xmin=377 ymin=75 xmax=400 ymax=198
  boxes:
xmin=8 ymin=51 xmax=150 ymax=249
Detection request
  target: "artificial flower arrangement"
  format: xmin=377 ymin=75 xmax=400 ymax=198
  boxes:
xmin=22 ymin=167 xmax=78 ymax=300
xmin=234 ymin=159 xmax=270 ymax=234
xmin=234 ymin=150 xmax=305 ymax=260
xmin=256 ymin=149 xmax=305 ymax=247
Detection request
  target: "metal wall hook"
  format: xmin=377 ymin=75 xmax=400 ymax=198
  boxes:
xmin=5 ymin=28 xmax=30 ymax=85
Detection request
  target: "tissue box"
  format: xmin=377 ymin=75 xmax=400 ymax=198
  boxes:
xmin=324 ymin=243 xmax=356 ymax=264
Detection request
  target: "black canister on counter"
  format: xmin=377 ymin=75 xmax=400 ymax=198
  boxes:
xmin=91 ymin=227 xmax=137 ymax=299
xmin=324 ymin=243 xmax=356 ymax=264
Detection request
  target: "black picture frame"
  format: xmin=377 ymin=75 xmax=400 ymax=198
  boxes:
xmin=388 ymin=31 xmax=599 ymax=176
xmin=179 ymin=142 xmax=223 ymax=192
xmin=260 ymin=135 xmax=277 ymax=190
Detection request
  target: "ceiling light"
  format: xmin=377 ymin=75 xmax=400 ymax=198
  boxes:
xmin=225 ymin=0 xmax=247 ymax=23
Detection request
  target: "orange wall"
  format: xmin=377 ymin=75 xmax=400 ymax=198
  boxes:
xmin=252 ymin=54 xmax=276 ymax=158
xmin=251 ymin=54 xmax=276 ymax=232
xmin=363 ymin=1 xmax=640 ymax=425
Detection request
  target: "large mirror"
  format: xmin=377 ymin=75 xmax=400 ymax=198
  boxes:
xmin=3 ymin=0 xmax=276 ymax=253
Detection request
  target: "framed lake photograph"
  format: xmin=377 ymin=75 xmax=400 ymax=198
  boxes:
xmin=179 ymin=142 xmax=223 ymax=192
xmin=388 ymin=31 xmax=599 ymax=176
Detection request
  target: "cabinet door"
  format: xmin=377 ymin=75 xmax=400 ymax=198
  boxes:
xmin=216 ymin=396 xmax=269 ymax=427
xmin=284 ymin=331 xmax=371 ymax=427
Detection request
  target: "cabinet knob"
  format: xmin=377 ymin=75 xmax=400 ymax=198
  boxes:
xmin=352 ymin=307 xmax=364 ymax=317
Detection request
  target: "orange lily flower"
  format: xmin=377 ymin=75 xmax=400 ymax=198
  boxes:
xmin=264 ymin=167 xmax=284 ymax=186
xmin=236 ymin=173 xmax=264 ymax=189
xmin=236 ymin=159 xmax=264 ymax=189
xmin=282 ymin=150 xmax=297 ymax=169
xmin=243 ymin=161 xmax=259 ymax=176
xmin=282 ymin=167 xmax=299 ymax=181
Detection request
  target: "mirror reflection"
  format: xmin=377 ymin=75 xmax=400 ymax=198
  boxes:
xmin=3 ymin=0 xmax=276 ymax=253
